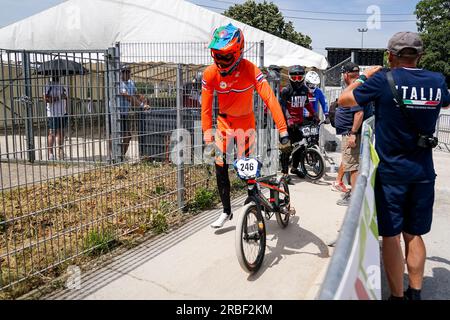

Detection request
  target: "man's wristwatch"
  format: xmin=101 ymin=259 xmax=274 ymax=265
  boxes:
xmin=347 ymin=131 xmax=356 ymax=136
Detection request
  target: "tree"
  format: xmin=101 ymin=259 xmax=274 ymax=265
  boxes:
xmin=415 ymin=0 xmax=450 ymax=83
xmin=224 ymin=0 xmax=312 ymax=49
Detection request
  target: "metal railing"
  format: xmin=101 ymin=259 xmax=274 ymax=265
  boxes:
xmin=436 ymin=113 xmax=450 ymax=152
xmin=318 ymin=116 xmax=378 ymax=300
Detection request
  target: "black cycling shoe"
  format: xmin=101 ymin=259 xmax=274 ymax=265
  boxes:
xmin=404 ymin=287 xmax=421 ymax=300
xmin=291 ymin=168 xmax=305 ymax=178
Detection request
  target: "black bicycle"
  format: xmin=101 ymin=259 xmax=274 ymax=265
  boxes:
xmin=290 ymin=121 xmax=326 ymax=180
xmin=233 ymin=158 xmax=292 ymax=273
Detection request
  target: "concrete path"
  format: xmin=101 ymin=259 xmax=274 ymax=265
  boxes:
xmin=45 ymin=166 xmax=347 ymax=300
xmin=43 ymin=149 xmax=450 ymax=300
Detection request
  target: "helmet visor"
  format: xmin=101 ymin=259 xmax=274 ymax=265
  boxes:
xmin=213 ymin=52 xmax=235 ymax=68
xmin=289 ymin=74 xmax=304 ymax=82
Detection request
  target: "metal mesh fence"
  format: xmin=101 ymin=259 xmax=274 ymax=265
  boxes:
xmin=323 ymin=56 xmax=351 ymax=88
xmin=437 ymin=113 xmax=450 ymax=152
xmin=0 ymin=42 xmax=279 ymax=293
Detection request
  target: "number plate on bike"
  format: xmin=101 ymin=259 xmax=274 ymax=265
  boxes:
xmin=234 ymin=158 xmax=261 ymax=180
xmin=301 ymin=127 xmax=311 ymax=136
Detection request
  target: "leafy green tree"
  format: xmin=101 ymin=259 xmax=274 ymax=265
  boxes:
xmin=415 ymin=0 xmax=450 ymax=83
xmin=224 ymin=0 xmax=312 ymax=49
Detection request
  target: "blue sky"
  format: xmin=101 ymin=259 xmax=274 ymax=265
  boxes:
xmin=1 ymin=0 xmax=420 ymax=55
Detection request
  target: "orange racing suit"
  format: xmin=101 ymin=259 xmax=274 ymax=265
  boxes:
xmin=202 ymin=59 xmax=288 ymax=164
xmin=201 ymin=59 xmax=288 ymax=215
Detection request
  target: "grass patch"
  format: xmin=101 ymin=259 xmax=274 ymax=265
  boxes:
xmin=151 ymin=212 xmax=169 ymax=234
xmin=83 ymin=229 xmax=118 ymax=256
xmin=187 ymin=187 xmax=218 ymax=213
xmin=154 ymin=184 xmax=166 ymax=195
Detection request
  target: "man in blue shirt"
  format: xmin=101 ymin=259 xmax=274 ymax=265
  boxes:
xmin=118 ymin=65 xmax=140 ymax=158
xmin=333 ymin=63 xmax=364 ymax=205
xmin=339 ymin=32 xmax=450 ymax=300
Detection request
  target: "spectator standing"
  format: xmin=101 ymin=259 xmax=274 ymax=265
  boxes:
xmin=44 ymin=75 xmax=69 ymax=160
xmin=118 ymin=65 xmax=141 ymax=159
xmin=333 ymin=62 xmax=364 ymax=206
xmin=338 ymin=32 xmax=450 ymax=300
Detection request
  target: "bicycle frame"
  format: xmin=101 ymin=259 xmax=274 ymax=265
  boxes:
xmin=244 ymin=175 xmax=289 ymax=219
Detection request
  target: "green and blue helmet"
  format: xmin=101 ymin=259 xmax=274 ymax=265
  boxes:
xmin=209 ymin=23 xmax=245 ymax=76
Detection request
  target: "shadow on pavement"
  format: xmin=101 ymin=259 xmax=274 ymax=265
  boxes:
xmin=422 ymin=267 xmax=450 ymax=300
xmin=247 ymin=216 xmax=329 ymax=281
xmin=214 ymin=226 xmax=236 ymax=235
xmin=381 ymin=256 xmax=450 ymax=300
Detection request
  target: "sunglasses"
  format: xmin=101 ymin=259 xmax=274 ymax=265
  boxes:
xmin=289 ymin=74 xmax=304 ymax=82
xmin=307 ymin=83 xmax=316 ymax=89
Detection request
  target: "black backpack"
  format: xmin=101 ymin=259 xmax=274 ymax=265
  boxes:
xmin=328 ymin=98 xmax=338 ymax=128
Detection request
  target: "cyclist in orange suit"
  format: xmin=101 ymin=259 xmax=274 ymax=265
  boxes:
xmin=202 ymin=23 xmax=290 ymax=228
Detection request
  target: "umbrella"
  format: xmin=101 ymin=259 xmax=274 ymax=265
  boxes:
xmin=37 ymin=58 xmax=88 ymax=76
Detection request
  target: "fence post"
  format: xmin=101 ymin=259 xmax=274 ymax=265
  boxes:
xmin=176 ymin=64 xmax=185 ymax=210
xmin=106 ymin=45 xmax=121 ymax=163
xmin=22 ymin=51 xmax=35 ymax=163
xmin=259 ymin=40 xmax=264 ymax=69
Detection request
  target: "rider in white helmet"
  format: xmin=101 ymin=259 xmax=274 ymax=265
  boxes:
xmin=304 ymin=71 xmax=329 ymax=123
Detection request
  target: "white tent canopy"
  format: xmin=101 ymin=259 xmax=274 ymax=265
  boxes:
xmin=0 ymin=0 xmax=328 ymax=69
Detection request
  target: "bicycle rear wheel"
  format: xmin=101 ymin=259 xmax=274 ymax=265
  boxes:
xmin=275 ymin=179 xmax=290 ymax=228
xmin=235 ymin=202 xmax=266 ymax=273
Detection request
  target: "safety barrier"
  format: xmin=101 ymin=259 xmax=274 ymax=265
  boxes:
xmin=318 ymin=116 xmax=381 ymax=300
xmin=436 ymin=113 xmax=450 ymax=152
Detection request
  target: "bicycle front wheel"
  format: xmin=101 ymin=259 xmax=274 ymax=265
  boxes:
xmin=235 ymin=202 xmax=266 ymax=273
xmin=301 ymin=148 xmax=325 ymax=181
xmin=275 ymin=179 xmax=290 ymax=228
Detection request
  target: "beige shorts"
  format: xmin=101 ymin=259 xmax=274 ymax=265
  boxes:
xmin=341 ymin=134 xmax=361 ymax=172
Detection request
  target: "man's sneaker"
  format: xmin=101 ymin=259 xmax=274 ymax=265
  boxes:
xmin=291 ymin=168 xmax=305 ymax=178
xmin=336 ymin=191 xmax=351 ymax=206
xmin=404 ymin=287 xmax=421 ymax=300
xmin=211 ymin=212 xmax=233 ymax=229
xmin=48 ymin=154 xmax=56 ymax=161
xmin=331 ymin=181 xmax=349 ymax=193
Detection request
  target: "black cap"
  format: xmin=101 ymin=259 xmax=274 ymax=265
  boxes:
xmin=341 ymin=62 xmax=360 ymax=74
xmin=269 ymin=65 xmax=282 ymax=72
xmin=288 ymin=65 xmax=305 ymax=75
